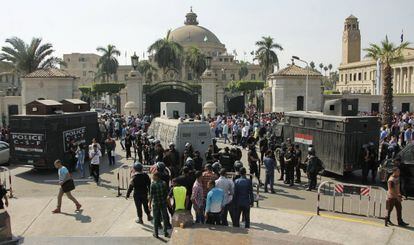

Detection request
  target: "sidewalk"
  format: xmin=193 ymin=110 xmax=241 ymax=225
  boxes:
xmin=6 ymin=196 xmax=414 ymax=244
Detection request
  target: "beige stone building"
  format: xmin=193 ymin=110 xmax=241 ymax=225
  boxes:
xmin=269 ymin=64 xmax=322 ymax=112
xmin=62 ymin=53 xmax=100 ymax=86
xmin=336 ymin=15 xmax=414 ymax=95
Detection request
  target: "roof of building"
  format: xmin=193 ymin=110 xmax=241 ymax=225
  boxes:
xmin=23 ymin=68 xmax=76 ymax=78
xmin=61 ymin=99 xmax=88 ymax=105
xmin=169 ymin=9 xmax=223 ymax=46
xmin=346 ymin=14 xmax=358 ymax=20
xmin=29 ymin=99 xmax=63 ymax=106
xmin=270 ymin=64 xmax=322 ymax=77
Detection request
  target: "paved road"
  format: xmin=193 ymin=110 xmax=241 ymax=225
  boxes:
xmin=5 ymin=139 xmax=414 ymax=226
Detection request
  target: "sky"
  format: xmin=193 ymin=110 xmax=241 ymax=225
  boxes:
xmin=1 ymin=0 xmax=413 ymax=70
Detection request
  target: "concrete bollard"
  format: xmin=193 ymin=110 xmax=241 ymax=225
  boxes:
xmin=0 ymin=210 xmax=12 ymax=242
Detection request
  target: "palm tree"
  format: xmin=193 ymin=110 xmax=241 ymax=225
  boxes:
xmin=238 ymin=61 xmax=249 ymax=80
xmin=328 ymin=64 xmax=333 ymax=74
xmin=323 ymin=66 xmax=328 ymax=76
xmin=364 ymin=36 xmax=410 ymax=125
xmin=254 ymin=36 xmax=283 ymax=80
xmin=309 ymin=61 xmax=315 ymax=70
xmin=184 ymin=46 xmax=206 ymax=80
xmin=137 ymin=60 xmax=157 ymax=82
xmin=319 ymin=63 xmax=324 ymax=73
xmin=96 ymin=44 xmax=120 ymax=82
xmin=0 ymin=37 xmax=63 ymax=75
xmin=148 ymin=30 xmax=183 ymax=73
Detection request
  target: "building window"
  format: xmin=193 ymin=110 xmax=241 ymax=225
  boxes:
xmin=222 ymin=73 xmax=226 ymax=81
xmin=345 ymin=74 xmax=348 ymax=82
xmin=224 ymin=58 xmax=228 ymax=62
xmin=79 ymin=57 xmax=86 ymax=62
xmin=230 ymin=74 xmax=235 ymax=80
xmin=251 ymin=74 xmax=256 ymax=80
xmin=219 ymin=58 xmax=223 ymax=62
xmin=83 ymin=71 xmax=87 ymax=76
xmin=67 ymin=58 xmax=70 ymax=62
xmin=364 ymin=72 xmax=367 ymax=80
xmin=341 ymin=74 xmax=343 ymax=82
xmin=353 ymin=73 xmax=357 ymax=81
xmin=82 ymin=63 xmax=86 ymax=69
xmin=358 ymin=73 xmax=362 ymax=81
xmin=188 ymin=73 xmax=193 ymax=80
xmin=349 ymin=74 xmax=352 ymax=81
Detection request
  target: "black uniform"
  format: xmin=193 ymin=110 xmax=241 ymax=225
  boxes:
xmin=278 ymin=147 xmax=286 ymax=181
xmin=126 ymin=172 xmax=152 ymax=220
xmin=220 ymin=151 xmax=235 ymax=172
xmin=284 ymin=149 xmax=296 ymax=185
xmin=295 ymin=148 xmax=302 ymax=183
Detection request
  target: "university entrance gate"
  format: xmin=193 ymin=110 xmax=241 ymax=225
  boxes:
xmin=144 ymin=80 xmax=201 ymax=114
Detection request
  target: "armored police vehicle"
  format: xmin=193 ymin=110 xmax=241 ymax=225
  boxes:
xmin=10 ymin=111 xmax=98 ymax=169
xmin=274 ymin=99 xmax=380 ymax=175
xmin=147 ymin=102 xmax=212 ymax=158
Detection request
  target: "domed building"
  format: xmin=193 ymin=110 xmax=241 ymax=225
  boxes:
xmin=118 ymin=8 xmax=263 ymax=115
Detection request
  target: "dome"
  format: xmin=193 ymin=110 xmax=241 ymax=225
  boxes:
xmin=169 ymin=8 xmax=223 ymax=46
xmin=124 ymin=101 xmax=138 ymax=109
xmin=203 ymin=101 xmax=216 ymax=109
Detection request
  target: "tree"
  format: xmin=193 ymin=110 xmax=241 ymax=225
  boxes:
xmin=184 ymin=46 xmax=206 ymax=80
xmin=148 ymin=30 xmax=183 ymax=73
xmin=364 ymin=36 xmax=409 ymax=125
xmin=0 ymin=37 xmax=63 ymax=75
xmin=328 ymin=64 xmax=333 ymax=73
xmin=96 ymin=44 xmax=120 ymax=82
xmin=137 ymin=60 xmax=157 ymax=82
xmin=319 ymin=63 xmax=324 ymax=72
xmin=238 ymin=61 xmax=249 ymax=80
xmin=309 ymin=61 xmax=315 ymax=70
xmin=323 ymin=66 xmax=328 ymax=76
xmin=254 ymin=36 xmax=283 ymax=80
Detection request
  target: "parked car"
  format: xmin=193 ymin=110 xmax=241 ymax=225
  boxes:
xmin=0 ymin=141 xmax=10 ymax=165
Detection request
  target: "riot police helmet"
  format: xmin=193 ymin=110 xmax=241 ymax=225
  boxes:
xmin=133 ymin=162 xmax=143 ymax=172
xmin=156 ymin=161 xmax=166 ymax=172
xmin=234 ymin=160 xmax=243 ymax=171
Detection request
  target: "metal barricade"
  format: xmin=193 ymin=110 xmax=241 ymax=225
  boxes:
xmin=226 ymin=172 xmax=260 ymax=207
xmin=0 ymin=167 xmax=13 ymax=198
xmin=317 ymin=181 xmax=387 ymax=219
xmin=116 ymin=164 xmax=171 ymax=197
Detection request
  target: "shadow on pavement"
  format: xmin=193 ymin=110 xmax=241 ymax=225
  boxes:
xmin=60 ymin=210 xmax=92 ymax=223
xmin=250 ymin=222 xmax=289 ymax=233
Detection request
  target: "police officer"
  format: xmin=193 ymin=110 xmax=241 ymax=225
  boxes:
xmin=305 ymin=148 xmax=323 ymax=191
xmin=219 ymin=147 xmax=234 ymax=172
xmin=284 ymin=144 xmax=296 ymax=186
xmin=259 ymin=136 xmax=269 ymax=164
xmin=248 ymin=145 xmax=262 ymax=185
xmin=294 ymin=144 xmax=302 ymax=183
xmin=278 ymin=143 xmax=287 ymax=181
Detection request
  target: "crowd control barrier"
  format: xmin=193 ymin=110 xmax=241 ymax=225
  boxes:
xmin=226 ymin=172 xmax=260 ymax=207
xmin=0 ymin=167 xmax=13 ymax=198
xmin=317 ymin=181 xmax=387 ymax=219
xmin=116 ymin=164 xmax=170 ymax=197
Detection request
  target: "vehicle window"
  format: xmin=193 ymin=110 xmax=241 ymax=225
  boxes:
xmin=0 ymin=145 xmax=7 ymax=151
xmin=198 ymin=132 xmax=207 ymax=137
xmin=182 ymin=133 xmax=191 ymax=138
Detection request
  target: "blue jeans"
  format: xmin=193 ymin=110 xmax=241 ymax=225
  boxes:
xmin=265 ymin=171 xmax=274 ymax=192
xmin=223 ymin=134 xmax=229 ymax=144
xmin=194 ymin=206 xmax=205 ymax=223
xmin=76 ymin=161 xmax=85 ymax=177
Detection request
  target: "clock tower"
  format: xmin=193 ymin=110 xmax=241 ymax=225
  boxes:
xmin=342 ymin=15 xmax=361 ymax=64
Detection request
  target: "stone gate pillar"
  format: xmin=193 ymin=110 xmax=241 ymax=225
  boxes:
xmin=125 ymin=70 xmax=144 ymax=115
xmin=201 ymin=68 xmax=217 ymax=109
xmin=216 ymin=86 xmax=224 ymax=113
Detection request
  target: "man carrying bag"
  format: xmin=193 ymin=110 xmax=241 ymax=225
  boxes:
xmin=52 ymin=159 xmax=82 ymax=214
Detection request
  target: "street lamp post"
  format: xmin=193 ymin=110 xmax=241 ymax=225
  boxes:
xmin=131 ymin=52 xmax=139 ymax=71
xmin=292 ymin=56 xmax=309 ymax=112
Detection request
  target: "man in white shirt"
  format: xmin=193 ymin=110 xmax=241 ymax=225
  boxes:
xmin=241 ymin=124 xmax=249 ymax=148
xmin=215 ymin=169 xmax=234 ymax=226
xmin=89 ymin=144 xmax=102 ymax=184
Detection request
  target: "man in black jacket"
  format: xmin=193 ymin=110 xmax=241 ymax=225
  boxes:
xmin=305 ymin=148 xmax=322 ymax=191
xmin=126 ymin=162 xmax=153 ymax=224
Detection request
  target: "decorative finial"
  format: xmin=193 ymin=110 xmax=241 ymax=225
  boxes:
xmin=291 ymin=58 xmax=295 ymax=65
xmin=190 ymin=6 xmax=193 ymax=12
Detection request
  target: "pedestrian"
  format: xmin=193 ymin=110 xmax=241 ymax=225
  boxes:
xmin=191 ymin=171 xmax=205 ymax=224
xmin=149 ymin=172 xmax=170 ymax=238
xmin=126 ymin=162 xmax=153 ymax=224
xmin=385 ymin=167 xmax=409 ymax=227
xmin=174 ymin=166 xmax=195 ymax=211
xmin=247 ymin=145 xmax=261 ymax=185
xmin=215 ymin=168 xmax=234 ymax=226
xmin=163 ymin=142 xmax=180 ymax=178
xmin=233 ymin=167 xmax=254 ymax=228
xmin=0 ymin=184 xmax=8 ymax=210
xmin=278 ymin=143 xmax=287 ymax=181
xmin=263 ymin=150 xmax=276 ymax=193
xmin=89 ymin=144 xmax=102 ymax=184
xmin=105 ymin=135 xmax=116 ymax=166
xmin=52 ymin=160 xmax=81 ymax=214
xmin=205 ymin=180 xmax=224 ymax=225
xmin=125 ymin=133 xmax=133 ymax=160
xmin=75 ymin=143 xmax=86 ymax=178
xmin=201 ymin=164 xmax=217 ymax=199
xmin=193 ymin=151 xmax=203 ymax=172
xmin=305 ymin=148 xmax=322 ymax=191
xmin=168 ymin=179 xmax=187 ymax=212
xmin=222 ymin=122 xmax=229 ymax=144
